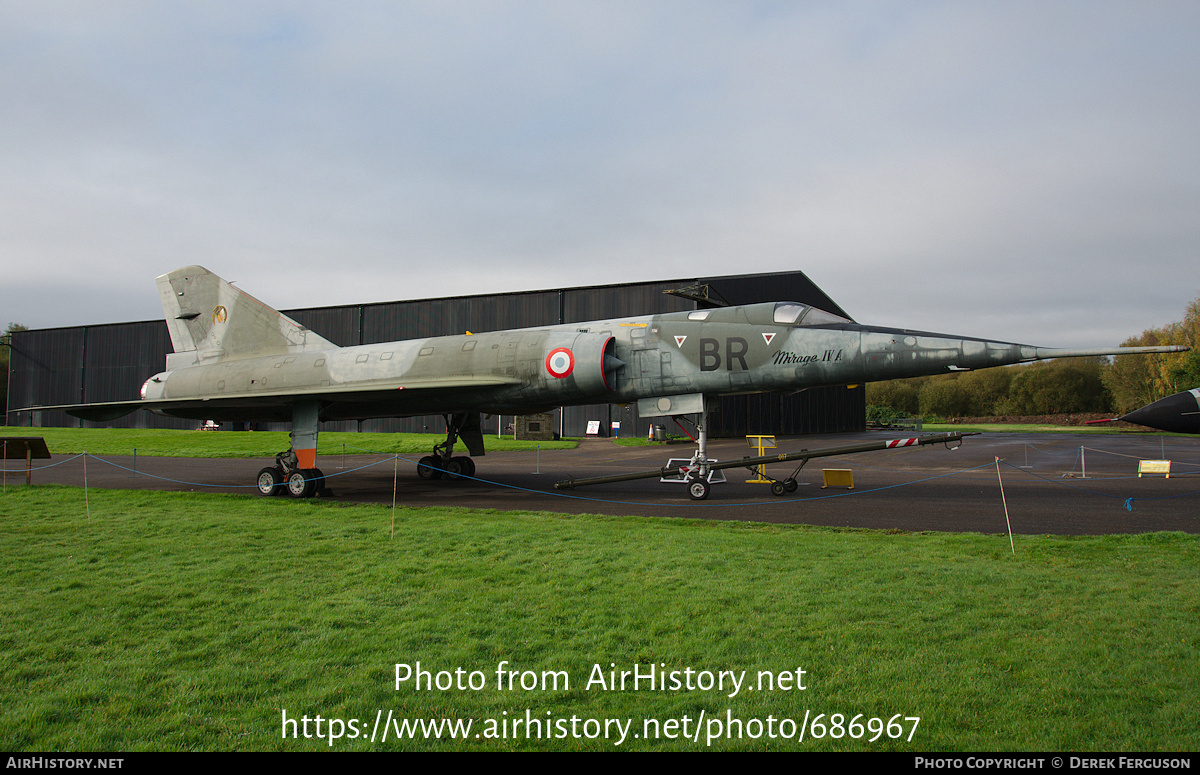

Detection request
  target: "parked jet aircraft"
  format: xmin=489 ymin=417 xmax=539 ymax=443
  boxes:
xmin=26 ymin=266 xmax=1188 ymax=499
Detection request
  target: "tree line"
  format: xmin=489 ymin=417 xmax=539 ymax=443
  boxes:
xmin=868 ymin=296 xmax=1200 ymax=420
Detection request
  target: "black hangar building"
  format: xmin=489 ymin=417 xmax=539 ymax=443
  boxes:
xmin=5 ymin=270 xmax=865 ymax=438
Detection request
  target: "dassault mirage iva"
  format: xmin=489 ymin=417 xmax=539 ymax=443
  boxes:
xmin=35 ymin=266 xmax=1187 ymax=499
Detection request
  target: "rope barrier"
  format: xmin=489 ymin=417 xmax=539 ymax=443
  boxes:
xmin=998 ymin=459 xmax=1200 ymax=510
xmin=63 ymin=451 xmax=1004 ymax=508
xmin=0 ymin=452 xmax=90 ymax=473
xmin=1 ymin=448 xmax=1002 ymax=508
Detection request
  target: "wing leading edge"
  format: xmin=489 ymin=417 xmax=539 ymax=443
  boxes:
xmin=30 ymin=373 xmax=524 ymax=424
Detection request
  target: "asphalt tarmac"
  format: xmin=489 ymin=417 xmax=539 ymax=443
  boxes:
xmin=12 ymin=431 xmax=1199 ymax=536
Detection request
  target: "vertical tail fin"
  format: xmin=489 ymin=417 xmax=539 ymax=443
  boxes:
xmin=156 ymin=266 xmax=335 ymax=363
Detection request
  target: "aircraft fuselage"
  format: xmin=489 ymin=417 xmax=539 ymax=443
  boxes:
xmin=140 ymin=300 xmax=1131 ymax=424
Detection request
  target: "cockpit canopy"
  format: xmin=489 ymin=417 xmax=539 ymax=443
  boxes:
xmin=681 ymin=302 xmax=852 ymax=326
xmin=772 ymin=302 xmax=851 ymax=326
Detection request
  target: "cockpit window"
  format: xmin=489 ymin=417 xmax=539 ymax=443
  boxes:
xmin=800 ymin=308 xmax=850 ymax=326
xmin=773 ymin=304 xmax=806 ymax=324
xmin=773 ymin=302 xmax=850 ymax=326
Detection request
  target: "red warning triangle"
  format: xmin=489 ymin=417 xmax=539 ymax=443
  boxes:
xmin=674 ymin=335 xmax=687 ymax=347
xmin=762 ymin=332 xmax=776 ymax=345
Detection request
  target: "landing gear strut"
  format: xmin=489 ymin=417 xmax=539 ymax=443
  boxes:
xmin=417 ymin=413 xmax=479 ymax=482
xmin=256 ymin=401 xmax=328 ymax=498
xmin=681 ymin=396 xmax=714 ymax=501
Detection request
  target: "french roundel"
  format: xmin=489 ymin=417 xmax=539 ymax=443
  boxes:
xmin=545 ymin=347 xmax=575 ymax=379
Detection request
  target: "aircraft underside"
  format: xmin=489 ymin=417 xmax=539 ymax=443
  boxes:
xmin=244 ymin=392 xmax=726 ymax=500
xmin=252 ymin=408 xmax=488 ymax=498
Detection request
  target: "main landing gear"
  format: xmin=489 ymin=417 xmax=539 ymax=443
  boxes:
xmin=416 ymin=413 xmax=479 ymax=482
xmin=256 ymin=400 xmax=328 ymax=498
xmin=416 ymin=454 xmax=476 ymax=480
xmin=257 ymin=449 xmax=329 ymax=499
xmin=254 ymin=407 xmax=485 ymax=497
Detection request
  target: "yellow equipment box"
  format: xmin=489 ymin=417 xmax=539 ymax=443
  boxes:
xmin=821 ymin=469 xmax=854 ymax=489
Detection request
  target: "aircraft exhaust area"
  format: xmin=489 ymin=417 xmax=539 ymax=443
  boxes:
xmin=11 ymin=432 xmax=1198 ymax=536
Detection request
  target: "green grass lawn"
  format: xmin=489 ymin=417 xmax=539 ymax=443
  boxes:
xmin=2 ymin=486 xmax=1196 ymax=751
xmin=0 ymin=426 xmax=577 ymax=458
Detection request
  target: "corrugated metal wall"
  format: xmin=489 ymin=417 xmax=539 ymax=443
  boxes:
xmin=6 ymin=271 xmax=864 ymax=436
xmin=7 ymin=327 xmax=86 ymax=428
xmin=6 ymin=323 xmax=196 ymax=430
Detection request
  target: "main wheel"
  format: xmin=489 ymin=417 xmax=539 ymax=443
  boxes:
xmin=256 ymin=467 xmax=283 ymax=496
xmin=417 ymin=456 xmax=443 ymax=480
xmin=687 ymin=476 xmax=710 ymax=501
xmin=286 ymin=470 xmax=315 ymax=498
xmin=309 ymin=468 xmax=327 ymax=494
xmin=445 ymin=456 xmax=475 ymax=480
xmin=442 ymin=457 xmax=465 ymax=480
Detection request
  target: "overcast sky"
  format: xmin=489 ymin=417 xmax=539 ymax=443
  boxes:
xmin=3 ymin=1 xmax=1198 ymax=348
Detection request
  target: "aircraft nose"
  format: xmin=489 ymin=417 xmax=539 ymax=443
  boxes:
xmin=1120 ymin=390 xmax=1200 ymax=434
